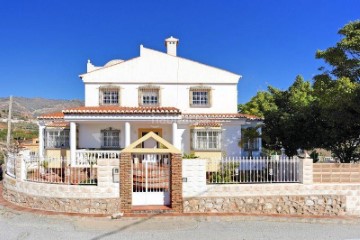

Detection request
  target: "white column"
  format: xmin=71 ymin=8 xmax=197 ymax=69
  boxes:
xmin=38 ymin=124 xmax=45 ymax=159
xmin=70 ymin=122 xmax=77 ymax=164
xmin=125 ymin=122 xmax=131 ymax=147
xmin=172 ymin=122 xmax=178 ymax=149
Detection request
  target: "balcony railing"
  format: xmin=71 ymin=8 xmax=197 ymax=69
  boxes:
xmin=74 ymin=149 xmax=120 ymax=166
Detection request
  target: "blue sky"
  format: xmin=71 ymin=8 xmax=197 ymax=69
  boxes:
xmin=0 ymin=0 xmax=359 ymax=104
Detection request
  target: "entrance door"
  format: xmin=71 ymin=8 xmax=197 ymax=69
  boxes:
xmin=132 ymin=153 xmax=171 ymax=206
xmin=138 ymin=129 xmax=162 ymax=148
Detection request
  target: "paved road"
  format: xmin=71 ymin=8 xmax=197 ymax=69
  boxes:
xmin=1 ymin=205 xmax=360 ymax=240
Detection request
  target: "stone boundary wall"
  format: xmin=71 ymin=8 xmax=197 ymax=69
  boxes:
xmin=184 ymin=195 xmax=346 ymax=216
xmin=196 ymin=183 xmax=360 ymax=216
xmin=2 ymin=155 xmax=121 ymax=214
xmin=3 ymin=184 xmax=119 ymax=214
xmin=313 ymin=163 xmax=360 ymax=183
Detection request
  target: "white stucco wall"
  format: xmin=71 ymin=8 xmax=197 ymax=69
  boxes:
xmin=84 ymin=83 xmax=237 ymax=114
xmin=78 ymin=122 xmax=125 ymax=149
xmin=176 ymin=124 xmax=190 ymax=154
xmin=82 ymin=47 xmax=239 ymax=113
xmin=222 ymin=123 xmax=242 ymax=157
xmin=222 ymin=123 xmax=261 ymax=157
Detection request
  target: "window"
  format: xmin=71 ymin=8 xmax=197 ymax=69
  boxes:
xmin=139 ymin=86 xmax=160 ymax=106
xmin=101 ymin=128 xmax=120 ymax=148
xmin=45 ymin=129 xmax=70 ymax=148
xmin=190 ymin=87 xmax=211 ymax=107
xmin=99 ymin=87 xmax=119 ymax=105
xmin=243 ymin=138 xmax=260 ymax=151
xmin=191 ymin=129 xmax=221 ymax=150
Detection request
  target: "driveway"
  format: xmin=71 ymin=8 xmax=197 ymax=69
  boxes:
xmin=1 ymin=203 xmax=360 ymax=240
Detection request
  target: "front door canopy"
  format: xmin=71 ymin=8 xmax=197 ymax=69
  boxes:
xmin=122 ymin=131 xmax=181 ymax=154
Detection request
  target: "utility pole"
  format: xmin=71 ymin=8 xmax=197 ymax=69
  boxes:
xmin=6 ymin=95 xmax=13 ymax=150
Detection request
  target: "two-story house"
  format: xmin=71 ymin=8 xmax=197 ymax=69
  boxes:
xmin=37 ymin=37 xmax=262 ymax=163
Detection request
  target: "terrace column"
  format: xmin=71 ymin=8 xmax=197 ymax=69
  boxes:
xmin=70 ymin=122 xmax=77 ymax=164
xmin=38 ymin=124 xmax=45 ymax=159
xmin=125 ymin=122 xmax=131 ymax=147
xmin=172 ymin=122 xmax=178 ymax=149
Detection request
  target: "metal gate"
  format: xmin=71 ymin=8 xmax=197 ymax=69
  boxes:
xmin=132 ymin=153 xmax=171 ymax=206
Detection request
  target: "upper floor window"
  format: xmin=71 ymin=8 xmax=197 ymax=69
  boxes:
xmin=139 ymin=85 xmax=160 ymax=106
xmin=101 ymin=128 xmax=120 ymax=148
xmin=190 ymin=86 xmax=211 ymax=107
xmin=99 ymin=87 xmax=119 ymax=105
xmin=45 ymin=129 xmax=70 ymax=148
xmin=191 ymin=129 xmax=221 ymax=151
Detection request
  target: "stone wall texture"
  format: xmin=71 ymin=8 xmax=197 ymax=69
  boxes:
xmin=313 ymin=163 xmax=360 ymax=183
xmin=3 ymin=185 xmax=119 ymax=214
xmin=184 ymin=195 xmax=346 ymax=216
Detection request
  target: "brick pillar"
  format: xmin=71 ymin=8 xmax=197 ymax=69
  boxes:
xmin=120 ymin=152 xmax=132 ymax=213
xmin=170 ymin=153 xmax=183 ymax=213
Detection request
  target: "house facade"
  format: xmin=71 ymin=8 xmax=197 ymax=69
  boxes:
xmin=37 ymin=36 xmax=262 ymax=164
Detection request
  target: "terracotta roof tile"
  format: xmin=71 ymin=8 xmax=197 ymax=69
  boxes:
xmin=46 ymin=121 xmax=70 ymax=128
xmin=182 ymin=113 xmax=263 ymax=120
xmin=191 ymin=122 xmax=222 ymax=127
xmin=37 ymin=112 xmax=64 ymax=120
xmin=62 ymin=106 xmax=181 ymax=114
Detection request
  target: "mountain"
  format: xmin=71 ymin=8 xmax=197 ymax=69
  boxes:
xmin=0 ymin=97 xmax=83 ymax=119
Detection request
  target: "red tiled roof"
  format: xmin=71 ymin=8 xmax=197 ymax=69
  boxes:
xmin=182 ymin=113 xmax=262 ymax=120
xmin=191 ymin=122 xmax=222 ymax=127
xmin=46 ymin=121 xmax=69 ymax=128
xmin=37 ymin=112 xmax=64 ymax=120
xmin=62 ymin=106 xmax=181 ymax=114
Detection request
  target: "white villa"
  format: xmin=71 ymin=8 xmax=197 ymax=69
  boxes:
xmin=37 ymin=36 xmax=262 ymax=162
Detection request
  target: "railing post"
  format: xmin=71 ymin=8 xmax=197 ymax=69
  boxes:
xmin=299 ymin=153 xmax=313 ymax=184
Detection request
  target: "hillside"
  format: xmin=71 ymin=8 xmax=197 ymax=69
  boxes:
xmin=0 ymin=97 xmax=83 ymax=119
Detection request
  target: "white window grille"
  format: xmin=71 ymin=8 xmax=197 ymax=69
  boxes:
xmin=99 ymin=87 xmax=119 ymax=105
xmin=139 ymin=86 xmax=160 ymax=106
xmin=45 ymin=129 xmax=70 ymax=148
xmin=101 ymin=128 xmax=120 ymax=148
xmin=191 ymin=129 xmax=221 ymax=150
xmin=190 ymin=87 xmax=211 ymax=107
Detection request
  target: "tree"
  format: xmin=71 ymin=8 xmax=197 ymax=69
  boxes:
xmin=238 ymin=126 xmax=262 ymax=157
xmin=238 ymin=91 xmax=276 ymax=118
xmin=315 ymin=20 xmax=360 ymax=83
xmin=263 ymin=75 xmax=316 ymax=156
xmin=313 ymin=77 xmax=360 ymax=162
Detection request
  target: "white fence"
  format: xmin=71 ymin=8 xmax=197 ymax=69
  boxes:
xmin=207 ymin=157 xmax=300 ymax=184
xmin=25 ymin=156 xmax=97 ymax=185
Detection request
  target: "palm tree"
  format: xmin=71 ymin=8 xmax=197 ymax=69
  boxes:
xmin=238 ymin=126 xmax=262 ymax=158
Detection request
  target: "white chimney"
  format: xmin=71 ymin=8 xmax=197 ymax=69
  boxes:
xmin=165 ymin=36 xmax=179 ymax=56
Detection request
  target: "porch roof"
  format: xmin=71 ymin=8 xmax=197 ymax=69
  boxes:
xmin=37 ymin=111 xmax=64 ymax=120
xmin=182 ymin=113 xmax=263 ymax=120
xmin=62 ymin=106 xmax=181 ymax=115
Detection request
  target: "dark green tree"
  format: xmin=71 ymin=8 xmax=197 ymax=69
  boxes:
xmin=238 ymin=91 xmax=276 ymax=118
xmin=315 ymin=20 xmax=360 ymax=83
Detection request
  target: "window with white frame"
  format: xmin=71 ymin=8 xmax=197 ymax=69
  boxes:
xmin=101 ymin=128 xmax=120 ymax=148
xmin=45 ymin=129 xmax=70 ymax=148
xmin=190 ymin=87 xmax=211 ymax=107
xmin=191 ymin=129 xmax=221 ymax=150
xmin=99 ymin=87 xmax=119 ymax=105
xmin=139 ymin=86 xmax=160 ymax=106
xmin=243 ymin=138 xmax=260 ymax=151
